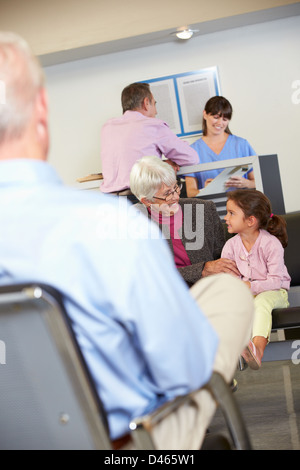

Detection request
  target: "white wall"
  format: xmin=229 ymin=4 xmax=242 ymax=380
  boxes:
xmin=45 ymin=15 xmax=300 ymax=213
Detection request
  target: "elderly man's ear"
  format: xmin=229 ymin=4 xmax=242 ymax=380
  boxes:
xmin=35 ymin=88 xmax=49 ymax=157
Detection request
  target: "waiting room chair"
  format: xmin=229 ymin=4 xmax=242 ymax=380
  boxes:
xmin=262 ymin=212 xmax=300 ymax=362
xmin=0 ymin=283 xmax=111 ymax=450
xmin=130 ymin=371 xmax=252 ymax=450
xmin=0 ymin=283 xmax=252 ymax=450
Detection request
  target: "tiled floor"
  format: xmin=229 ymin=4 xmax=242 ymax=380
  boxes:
xmin=209 ymin=359 xmax=300 ymax=450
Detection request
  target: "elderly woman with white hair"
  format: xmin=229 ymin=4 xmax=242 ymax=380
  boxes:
xmin=130 ymin=156 xmax=240 ymax=287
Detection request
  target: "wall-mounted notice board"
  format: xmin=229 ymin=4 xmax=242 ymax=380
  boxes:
xmin=143 ymin=67 xmax=220 ymax=137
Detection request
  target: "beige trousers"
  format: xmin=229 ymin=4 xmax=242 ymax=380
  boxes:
xmin=150 ymin=273 xmax=254 ymax=450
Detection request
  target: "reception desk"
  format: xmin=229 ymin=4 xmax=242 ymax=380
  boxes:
xmin=178 ymin=154 xmax=285 ymax=218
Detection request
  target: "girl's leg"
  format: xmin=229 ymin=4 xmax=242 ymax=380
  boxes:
xmin=253 ymin=289 xmax=289 ymax=347
xmin=243 ymin=289 xmax=289 ymax=369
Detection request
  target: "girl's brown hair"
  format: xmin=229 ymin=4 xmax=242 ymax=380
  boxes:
xmin=227 ymin=189 xmax=288 ymax=248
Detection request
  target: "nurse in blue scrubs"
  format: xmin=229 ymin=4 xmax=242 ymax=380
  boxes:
xmin=185 ymin=96 xmax=256 ymax=197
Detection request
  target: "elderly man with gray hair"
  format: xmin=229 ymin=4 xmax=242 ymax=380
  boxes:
xmin=0 ymin=32 xmax=253 ymax=450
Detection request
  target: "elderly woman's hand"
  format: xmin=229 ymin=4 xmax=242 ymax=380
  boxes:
xmin=202 ymin=258 xmax=240 ymax=278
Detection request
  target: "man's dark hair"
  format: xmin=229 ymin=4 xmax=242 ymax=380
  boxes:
xmin=121 ymin=82 xmax=152 ymax=113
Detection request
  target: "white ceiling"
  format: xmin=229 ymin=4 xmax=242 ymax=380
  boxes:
xmin=1 ymin=0 xmax=300 ymax=66
xmin=40 ymin=3 xmax=300 ymax=66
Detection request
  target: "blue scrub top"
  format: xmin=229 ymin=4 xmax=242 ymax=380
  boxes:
xmin=189 ymin=134 xmax=256 ymax=189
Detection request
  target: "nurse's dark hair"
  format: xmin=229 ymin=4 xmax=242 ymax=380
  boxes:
xmin=227 ymin=189 xmax=288 ymax=248
xmin=202 ymin=96 xmax=233 ymax=136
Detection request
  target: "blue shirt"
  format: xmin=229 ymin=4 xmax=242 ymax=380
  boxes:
xmin=0 ymin=159 xmax=219 ymax=440
xmin=189 ymin=134 xmax=256 ymax=189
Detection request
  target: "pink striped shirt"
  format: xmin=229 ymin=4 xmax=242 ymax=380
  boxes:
xmin=100 ymin=110 xmax=198 ymax=193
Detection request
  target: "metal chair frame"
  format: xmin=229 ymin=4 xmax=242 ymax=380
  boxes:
xmin=0 ymin=283 xmax=252 ymax=450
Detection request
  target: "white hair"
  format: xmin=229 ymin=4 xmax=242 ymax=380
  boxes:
xmin=0 ymin=31 xmax=45 ymax=143
xmin=130 ymin=155 xmax=177 ymax=201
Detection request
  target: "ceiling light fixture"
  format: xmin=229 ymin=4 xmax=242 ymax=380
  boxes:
xmin=176 ymin=29 xmax=194 ymax=40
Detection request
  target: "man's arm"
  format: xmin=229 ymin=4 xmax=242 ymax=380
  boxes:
xmin=157 ymin=122 xmax=199 ymax=166
xmin=164 ymin=159 xmax=180 ymax=173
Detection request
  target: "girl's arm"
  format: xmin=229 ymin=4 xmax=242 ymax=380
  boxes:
xmin=221 ymin=238 xmax=236 ymax=261
xmin=250 ymin=242 xmax=287 ymax=295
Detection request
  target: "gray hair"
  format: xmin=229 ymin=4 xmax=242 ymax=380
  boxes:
xmin=0 ymin=31 xmax=45 ymax=143
xmin=130 ymin=156 xmax=177 ymax=201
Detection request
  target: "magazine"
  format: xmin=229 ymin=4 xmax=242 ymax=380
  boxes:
xmin=196 ymin=165 xmax=251 ymax=196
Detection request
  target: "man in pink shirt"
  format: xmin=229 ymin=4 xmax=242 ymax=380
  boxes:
xmin=100 ymin=82 xmax=198 ymax=198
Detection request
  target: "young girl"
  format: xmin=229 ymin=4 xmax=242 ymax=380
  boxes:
xmin=222 ymin=190 xmax=291 ymax=369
